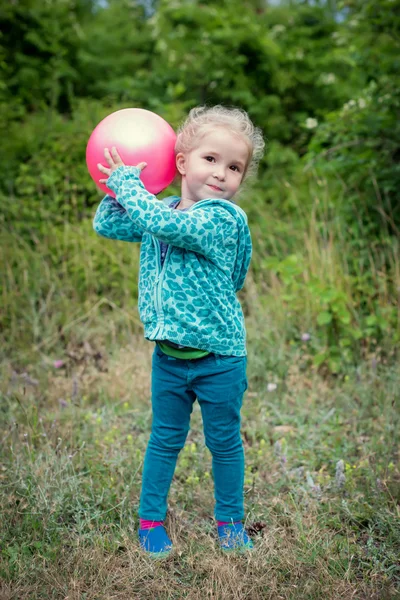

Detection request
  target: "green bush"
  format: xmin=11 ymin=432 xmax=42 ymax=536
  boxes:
xmin=305 ymin=77 xmax=400 ymax=237
xmin=2 ymin=100 xmax=123 ymax=237
xmin=264 ymin=251 xmax=398 ymax=374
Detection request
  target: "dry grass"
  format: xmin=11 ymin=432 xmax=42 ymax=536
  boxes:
xmin=0 ymin=515 xmax=396 ymax=599
xmin=1 ymin=332 xmax=399 ymax=599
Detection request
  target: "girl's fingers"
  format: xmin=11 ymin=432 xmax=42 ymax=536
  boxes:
xmin=111 ymin=146 xmax=124 ymax=166
xmin=104 ymin=147 xmax=114 ymax=166
xmin=99 ymin=150 xmax=146 ymax=183
xmin=97 ymin=163 xmax=111 ymax=175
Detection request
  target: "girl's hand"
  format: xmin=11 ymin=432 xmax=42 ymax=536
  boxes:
xmin=98 ymin=146 xmax=147 ymax=184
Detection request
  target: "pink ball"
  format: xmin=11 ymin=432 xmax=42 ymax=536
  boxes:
xmin=86 ymin=108 xmax=177 ymax=197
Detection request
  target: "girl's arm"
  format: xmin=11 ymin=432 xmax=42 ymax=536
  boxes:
xmin=107 ymin=166 xmax=239 ymax=257
xmin=93 ymin=195 xmax=144 ymax=242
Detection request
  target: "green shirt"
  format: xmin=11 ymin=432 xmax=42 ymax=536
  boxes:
xmin=157 ymin=341 xmax=210 ymax=360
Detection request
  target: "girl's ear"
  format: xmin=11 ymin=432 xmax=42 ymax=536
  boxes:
xmin=176 ymin=152 xmax=186 ymax=175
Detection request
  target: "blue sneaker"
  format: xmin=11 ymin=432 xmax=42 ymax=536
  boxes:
xmin=138 ymin=525 xmax=173 ymax=558
xmin=218 ymin=522 xmax=254 ymax=553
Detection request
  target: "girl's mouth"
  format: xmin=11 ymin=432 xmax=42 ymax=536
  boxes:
xmin=208 ymin=184 xmax=223 ymax=192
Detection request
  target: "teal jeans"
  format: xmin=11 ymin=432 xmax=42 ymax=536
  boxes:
xmin=139 ymin=345 xmax=248 ymax=522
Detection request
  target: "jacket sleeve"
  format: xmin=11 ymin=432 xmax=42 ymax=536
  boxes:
xmin=93 ymin=194 xmax=144 ymax=242
xmin=106 ymin=166 xmax=238 ymax=257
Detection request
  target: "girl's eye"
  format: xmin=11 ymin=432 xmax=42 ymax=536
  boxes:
xmin=230 ymin=165 xmax=240 ymax=172
xmin=205 ymin=156 xmax=215 ymax=162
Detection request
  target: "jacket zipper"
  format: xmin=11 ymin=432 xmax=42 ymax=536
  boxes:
xmin=152 ymin=240 xmax=171 ymax=338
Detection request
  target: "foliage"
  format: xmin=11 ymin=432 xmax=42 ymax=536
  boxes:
xmin=306 ymin=78 xmax=400 ymax=235
xmin=0 ymin=0 xmax=93 ymax=112
xmin=264 ymin=250 xmax=398 ymax=374
xmin=2 ymin=102 xmax=103 ymax=237
xmin=0 ymin=0 xmax=399 ymax=374
xmin=75 ymin=0 xmax=152 ymax=102
xmin=144 ymin=0 xmax=360 ymax=151
xmin=304 ymin=0 xmax=400 ymax=234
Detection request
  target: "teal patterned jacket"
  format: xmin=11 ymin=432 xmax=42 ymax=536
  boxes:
xmin=93 ymin=166 xmax=252 ymax=356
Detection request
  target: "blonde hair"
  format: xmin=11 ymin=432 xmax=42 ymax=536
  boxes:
xmin=175 ymin=105 xmax=265 ymax=180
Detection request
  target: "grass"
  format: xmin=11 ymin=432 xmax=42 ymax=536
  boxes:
xmin=1 ymin=188 xmax=399 ymax=598
xmin=1 ymin=327 xmax=399 ymax=599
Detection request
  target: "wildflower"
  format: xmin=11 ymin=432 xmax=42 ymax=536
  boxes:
xmin=289 ymin=466 xmax=304 ymax=480
xmin=301 ymin=333 xmax=311 ymax=342
xmin=267 ymin=383 xmax=277 ymax=392
xmin=306 ymin=471 xmax=315 ymax=487
xmin=305 ymin=118 xmax=318 ymax=129
xmin=335 ymin=459 xmax=346 ymax=488
xmin=271 ymin=24 xmax=286 ymax=35
xmin=320 ymin=73 xmax=336 ymax=85
xmin=358 ymin=98 xmax=366 ymax=109
xmin=306 ymin=471 xmax=321 ymax=495
xmin=343 ymin=99 xmax=357 ymax=112
xmin=274 ymin=439 xmax=288 ymax=470
xmin=157 ymin=40 xmax=167 ymax=52
xmin=53 ymin=360 xmax=65 ymax=369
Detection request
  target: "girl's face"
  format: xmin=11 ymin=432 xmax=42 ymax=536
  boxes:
xmin=176 ymin=128 xmax=250 ymax=203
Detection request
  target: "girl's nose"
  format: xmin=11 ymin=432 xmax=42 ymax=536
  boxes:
xmin=213 ymin=168 xmax=225 ymax=180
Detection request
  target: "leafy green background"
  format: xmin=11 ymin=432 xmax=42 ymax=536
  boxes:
xmin=1 ymin=0 xmax=399 ymax=373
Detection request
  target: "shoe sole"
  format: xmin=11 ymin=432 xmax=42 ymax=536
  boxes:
xmin=221 ymin=543 xmax=254 ymax=554
xmin=141 ymin=548 xmax=172 ymax=559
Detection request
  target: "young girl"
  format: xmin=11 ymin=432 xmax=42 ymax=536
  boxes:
xmin=93 ymin=105 xmax=264 ymax=557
